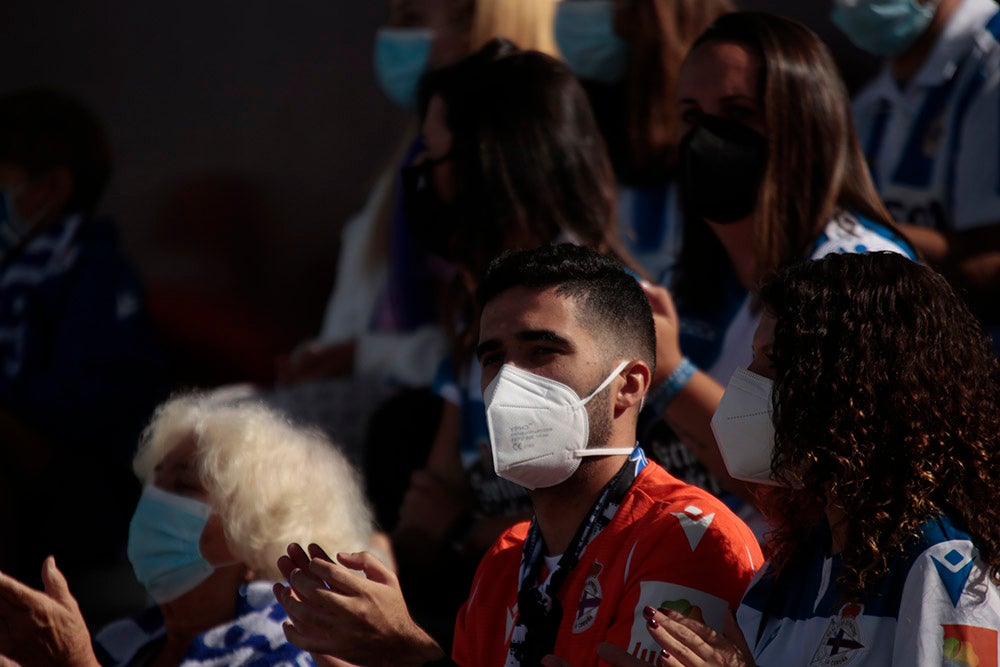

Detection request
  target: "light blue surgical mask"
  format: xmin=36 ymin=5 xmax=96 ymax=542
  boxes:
xmin=831 ymin=0 xmax=939 ymax=57
xmin=0 ymin=192 xmax=33 ymax=265
xmin=374 ymin=27 xmax=435 ymax=111
xmin=555 ymin=0 xmax=628 ymax=84
xmin=127 ymin=485 xmax=215 ymax=604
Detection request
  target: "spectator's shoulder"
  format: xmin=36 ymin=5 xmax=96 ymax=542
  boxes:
xmin=626 ymin=464 xmax=762 ymax=560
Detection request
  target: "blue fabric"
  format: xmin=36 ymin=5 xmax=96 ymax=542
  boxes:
xmin=378 ymin=136 xmax=443 ymax=332
xmin=629 ymin=186 xmax=670 ymax=252
xmin=739 ymin=518 xmax=960 ymax=624
xmin=676 ymin=268 xmax=747 ymax=373
xmin=863 ymin=100 xmax=893 ymax=190
xmin=0 ymin=214 xmax=168 ymax=455
xmin=93 ymin=581 xmax=312 ymax=667
xmin=809 ymin=214 xmax=917 ymax=259
xmin=852 ymin=3 xmax=1000 ymax=231
xmin=890 ymin=62 xmax=969 ymax=190
xmin=739 ymin=515 xmax=983 ymax=666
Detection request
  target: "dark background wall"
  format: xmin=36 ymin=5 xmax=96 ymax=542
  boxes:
xmin=0 ymin=0 xmax=875 ymax=386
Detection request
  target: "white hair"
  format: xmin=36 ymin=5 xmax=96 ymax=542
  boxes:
xmin=133 ymin=392 xmax=374 ymax=581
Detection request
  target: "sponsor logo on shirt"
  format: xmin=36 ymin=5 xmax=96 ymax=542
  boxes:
xmin=942 ymin=624 xmax=998 ymax=667
xmin=628 ymin=581 xmax=729 ymax=661
xmin=932 ymin=548 xmax=975 ymax=608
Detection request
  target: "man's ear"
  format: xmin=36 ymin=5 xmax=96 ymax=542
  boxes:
xmin=613 ymin=359 xmax=651 ymax=417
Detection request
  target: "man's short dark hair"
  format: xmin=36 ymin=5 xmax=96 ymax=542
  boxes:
xmin=0 ymin=88 xmax=111 ymax=216
xmin=477 ymin=244 xmax=656 ymax=371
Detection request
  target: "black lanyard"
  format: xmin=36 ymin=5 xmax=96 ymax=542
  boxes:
xmin=507 ymin=447 xmax=645 ymax=665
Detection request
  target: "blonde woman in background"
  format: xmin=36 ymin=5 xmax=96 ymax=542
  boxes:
xmin=260 ymin=0 xmax=562 ymax=504
xmin=276 ymin=0 xmax=560 ymax=390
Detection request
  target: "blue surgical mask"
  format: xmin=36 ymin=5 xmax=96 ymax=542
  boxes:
xmin=0 ymin=192 xmax=32 ymax=265
xmin=555 ymin=1 xmax=628 ymax=84
xmin=127 ymin=485 xmax=215 ymax=604
xmin=831 ymin=0 xmax=939 ymax=57
xmin=374 ymin=27 xmax=435 ymax=111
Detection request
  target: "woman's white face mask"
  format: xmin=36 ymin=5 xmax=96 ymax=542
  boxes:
xmin=711 ymin=368 xmax=783 ymax=486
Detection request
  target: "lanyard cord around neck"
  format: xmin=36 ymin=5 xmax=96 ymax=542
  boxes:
xmin=507 ymin=446 xmax=647 ymax=666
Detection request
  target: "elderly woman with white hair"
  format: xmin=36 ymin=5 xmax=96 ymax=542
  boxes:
xmin=0 ymin=392 xmax=377 ymax=666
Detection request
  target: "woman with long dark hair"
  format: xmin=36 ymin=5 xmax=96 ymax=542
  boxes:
xmin=640 ymin=12 xmax=917 ymax=509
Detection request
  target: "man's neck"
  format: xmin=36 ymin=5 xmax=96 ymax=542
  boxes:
xmin=529 ymin=454 xmax=630 ymax=556
xmin=892 ymin=0 xmax=961 ymax=85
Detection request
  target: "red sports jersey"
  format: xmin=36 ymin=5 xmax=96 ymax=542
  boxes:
xmin=451 ymin=462 xmax=762 ymax=666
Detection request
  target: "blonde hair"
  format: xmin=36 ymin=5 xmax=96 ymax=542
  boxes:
xmin=468 ymin=0 xmax=558 ymax=56
xmin=133 ymin=393 xmax=374 ymax=581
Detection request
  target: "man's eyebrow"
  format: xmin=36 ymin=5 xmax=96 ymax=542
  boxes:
xmin=476 ymin=339 xmax=500 ymax=359
xmin=516 ymin=330 xmax=572 ymax=347
xmin=475 ymin=330 xmax=573 ymax=359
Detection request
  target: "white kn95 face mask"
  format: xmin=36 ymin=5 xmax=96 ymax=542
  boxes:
xmin=710 ymin=367 xmax=782 ymax=486
xmin=484 ymin=361 xmax=633 ymax=490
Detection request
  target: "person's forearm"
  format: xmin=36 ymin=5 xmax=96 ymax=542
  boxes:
xmin=896 ymin=222 xmax=949 ymax=264
xmin=898 ymin=222 xmax=1000 ymax=320
xmin=394 ymin=625 xmax=447 ymax=666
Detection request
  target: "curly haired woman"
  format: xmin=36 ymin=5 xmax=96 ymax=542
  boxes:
xmin=599 ymin=252 xmax=1000 ymax=667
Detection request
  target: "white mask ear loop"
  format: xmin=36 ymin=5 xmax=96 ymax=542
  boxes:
xmin=578 ymin=360 xmax=629 ymax=405
xmin=574 ymin=360 xmax=636 ymax=457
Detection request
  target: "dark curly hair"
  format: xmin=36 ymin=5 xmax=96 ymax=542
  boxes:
xmin=757 ymin=252 xmax=1000 ymax=600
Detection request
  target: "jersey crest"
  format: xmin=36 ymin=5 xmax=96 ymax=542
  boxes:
xmin=573 ymin=561 xmax=604 ymax=633
xmin=810 ymin=603 xmax=867 ymax=666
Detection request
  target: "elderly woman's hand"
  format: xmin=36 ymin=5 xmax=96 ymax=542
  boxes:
xmin=275 ymin=543 xmax=445 ymax=667
xmin=0 ymin=556 xmax=99 ymax=667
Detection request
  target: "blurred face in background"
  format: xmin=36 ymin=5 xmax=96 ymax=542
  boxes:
xmin=419 ymin=95 xmax=456 ymax=202
xmin=376 ymin=0 xmax=473 ymax=109
xmin=674 ymin=39 xmax=769 ymax=230
xmin=388 ymin=0 xmax=472 ymax=69
xmin=677 ymin=39 xmax=765 ymax=137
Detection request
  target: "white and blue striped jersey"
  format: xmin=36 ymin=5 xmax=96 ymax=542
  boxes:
xmin=738 ymin=515 xmax=1000 ymax=666
xmin=853 ymin=0 xmax=1000 ymax=232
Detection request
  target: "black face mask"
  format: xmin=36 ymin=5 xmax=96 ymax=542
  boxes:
xmin=678 ymin=114 xmax=768 ymax=224
xmin=401 ymin=155 xmax=459 ymax=260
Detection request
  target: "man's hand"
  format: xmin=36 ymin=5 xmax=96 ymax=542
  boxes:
xmin=274 ymin=543 xmax=444 ymax=667
xmin=0 ymin=556 xmax=99 ymax=667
